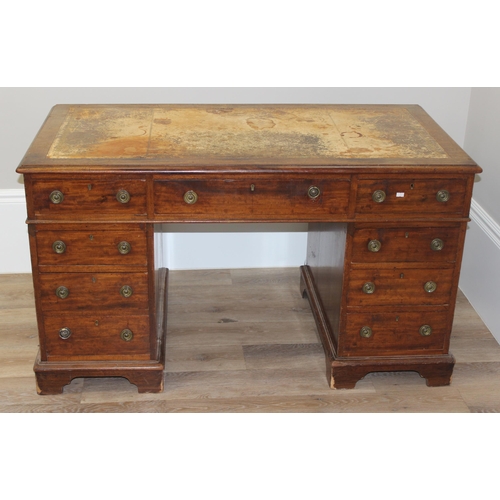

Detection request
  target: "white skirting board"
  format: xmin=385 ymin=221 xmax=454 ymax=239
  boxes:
xmin=154 ymin=223 xmax=308 ymax=271
xmin=0 ymin=189 xmax=31 ymax=274
xmin=459 ymin=199 xmax=500 ymax=343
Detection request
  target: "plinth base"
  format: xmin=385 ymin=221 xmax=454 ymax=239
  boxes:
xmin=34 ymin=353 xmax=165 ymax=394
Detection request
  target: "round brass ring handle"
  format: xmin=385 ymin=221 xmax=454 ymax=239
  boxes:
xmin=55 ymin=286 xmax=69 ymax=299
xmin=362 ymin=282 xmax=376 ymax=294
xmin=436 ymin=190 xmax=450 ymax=202
xmin=184 ymin=190 xmax=198 ymax=204
xmin=116 ymin=189 xmax=131 ymax=204
xmin=49 ymin=190 xmax=64 ymax=204
xmin=120 ymin=328 xmax=134 ymax=342
xmin=372 ymin=190 xmax=386 ymax=203
xmin=59 ymin=327 xmax=72 ymax=340
xmin=117 ymin=241 xmax=131 ymax=255
xmin=360 ymin=326 xmax=373 ymax=338
xmin=367 ymin=239 xmax=382 ymax=252
xmin=308 ymin=186 xmax=321 ymax=199
xmin=120 ymin=285 xmax=133 ymax=298
xmin=431 ymin=238 xmax=444 ymax=251
xmin=419 ymin=325 xmax=432 ymax=337
xmin=424 ymin=281 xmax=437 ymax=293
xmin=52 ymin=240 xmax=67 ymax=254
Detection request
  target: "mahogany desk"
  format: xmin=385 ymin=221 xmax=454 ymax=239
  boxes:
xmin=16 ymin=104 xmax=481 ymax=394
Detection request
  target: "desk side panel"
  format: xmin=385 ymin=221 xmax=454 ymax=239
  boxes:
xmin=306 ymin=223 xmax=347 ymax=349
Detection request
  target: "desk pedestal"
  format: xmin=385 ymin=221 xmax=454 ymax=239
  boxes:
xmin=300 ymin=265 xmax=455 ymax=389
xmin=33 ymin=268 xmax=169 ymax=395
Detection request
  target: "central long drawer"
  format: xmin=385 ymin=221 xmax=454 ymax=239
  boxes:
xmin=153 ymin=175 xmax=351 ymax=221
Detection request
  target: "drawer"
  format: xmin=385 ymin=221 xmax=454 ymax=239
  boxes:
xmin=351 ymin=225 xmax=462 ymax=263
xmin=339 ymin=310 xmax=449 ymax=356
xmin=36 ymin=229 xmax=147 ymax=266
xmin=43 ymin=314 xmax=151 ymax=361
xmin=38 ymin=272 xmax=149 ymax=311
xmin=31 ymin=178 xmax=147 ymax=220
xmin=355 ymin=178 xmax=468 ymax=217
xmin=153 ymin=176 xmax=351 ymax=221
xmin=347 ymin=268 xmax=454 ymax=306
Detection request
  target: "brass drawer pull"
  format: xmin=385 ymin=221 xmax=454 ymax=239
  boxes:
xmin=52 ymin=240 xmax=66 ymax=254
xmin=49 ymin=190 xmax=64 ymax=204
xmin=55 ymin=286 xmax=69 ymax=299
xmin=372 ymin=190 xmax=386 ymax=203
xmin=117 ymin=241 xmax=131 ymax=255
xmin=419 ymin=325 xmax=432 ymax=336
xmin=436 ymin=190 xmax=450 ymax=202
xmin=308 ymin=186 xmax=321 ymax=199
xmin=116 ymin=189 xmax=131 ymax=204
xmin=362 ymin=282 xmax=376 ymax=294
xmin=59 ymin=327 xmax=72 ymax=339
xmin=184 ymin=190 xmax=198 ymax=204
xmin=360 ymin=326 xmax=373 ymax=338
xmin=424 ymin=281 xmax=437 ymax=293
xmin=120 ymin=285 xmax=133 ymax=298
xmin=120 ymin=328 xmax=134 ymax=341
xmin=367 ymin=239 xmax=381 ymax=252
xmin=430 ymin=238 xmax=444 ymax=251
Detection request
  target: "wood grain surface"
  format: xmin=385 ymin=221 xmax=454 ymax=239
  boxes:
xmin=1 ymin=269 xmax=499 ymax=413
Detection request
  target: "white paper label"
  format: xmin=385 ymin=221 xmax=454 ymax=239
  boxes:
xmin=396 ymin=192 xmax=405 ymax=197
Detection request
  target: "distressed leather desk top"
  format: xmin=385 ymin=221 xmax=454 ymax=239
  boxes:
xmin=18 ymin=104 xmax=478 ymax=171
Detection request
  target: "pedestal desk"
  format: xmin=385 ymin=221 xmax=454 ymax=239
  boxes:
xmin=16 ymin=104 xmax=481 ymax=394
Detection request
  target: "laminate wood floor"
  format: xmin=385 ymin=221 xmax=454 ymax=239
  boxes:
xmin=1 ymin=268 xmax=499 ymax=413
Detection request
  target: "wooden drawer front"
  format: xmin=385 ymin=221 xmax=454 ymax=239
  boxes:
xmin=347 ymin=268 xmax=454 ymax=306
xmin=355 ymin=178 xmax=468 ymax=217
xmin=39 ymin=272 xmax=149 ymax=311
xmin=351 ymin=225 xmax=461 ymax=263
xmin=31 ymin=178 xmax=147 ymax=219
xmin=153 ymin=177 xmax=351 ymax=220
xmin=36 ymin=230 xmax=147 ymax=266
xmin=340 ymin=310 xmax=448 ymax=357
xmin=43 ymin=314 xmax=150 ymax=361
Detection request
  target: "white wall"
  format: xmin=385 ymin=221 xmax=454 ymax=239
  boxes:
xmin=0 ymin=87 xmax=473 ymax=274
xmin=462 ymin=89 xmax=500 ymax=222
xmin=459 ymin=88 xmax=500 ymax=342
